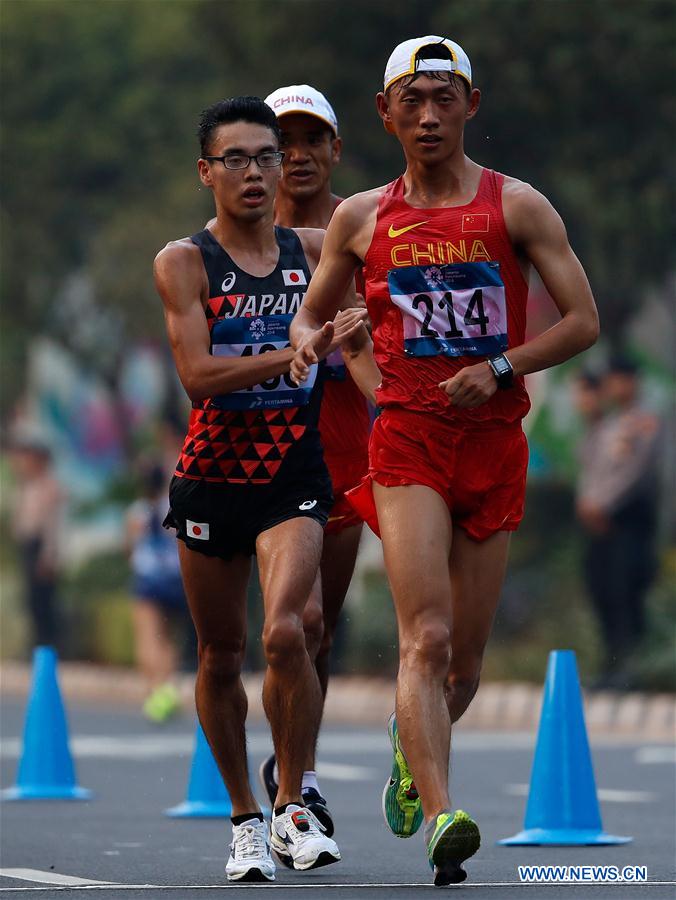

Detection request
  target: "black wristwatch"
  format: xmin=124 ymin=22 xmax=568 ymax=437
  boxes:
xmin=487 ymin=353 xmax=514 ymax=389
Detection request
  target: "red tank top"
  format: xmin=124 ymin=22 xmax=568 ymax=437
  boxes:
xmin=318 ymin=203 xmax=370 ymax=462
xmin=364 ymin=168 xmax=530 ymax=426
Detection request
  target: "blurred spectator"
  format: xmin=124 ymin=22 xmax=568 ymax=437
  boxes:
xmin=7 ymin=436 xmax=65 ymax=652
xmin=574 ymin=357 xmax=662 ymax=687
xmin=127 ymin=460 xmax=187 ymax=722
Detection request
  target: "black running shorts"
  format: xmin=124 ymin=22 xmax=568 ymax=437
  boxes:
xmin=164 ymin=466 xmax=333 ymax=561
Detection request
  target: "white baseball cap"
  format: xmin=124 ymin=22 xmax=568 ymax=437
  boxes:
xmin=383 ymin=36 xmax=472 ymax=92
xmin=264 ymin=84 xmax=338 ymax=135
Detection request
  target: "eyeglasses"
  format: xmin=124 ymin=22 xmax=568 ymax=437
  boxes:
xmin=203 ymin=151 xmax=285 ymax=170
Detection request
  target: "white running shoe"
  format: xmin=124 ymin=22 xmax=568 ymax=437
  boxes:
xmin=225 ymin=818 xmax=275 ymax=882
xmin=270 ymin=804 xmax=341 ymax=871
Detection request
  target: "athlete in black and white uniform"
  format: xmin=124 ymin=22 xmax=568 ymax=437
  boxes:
xmin=154 ymin=96 xmax=366 ymax=882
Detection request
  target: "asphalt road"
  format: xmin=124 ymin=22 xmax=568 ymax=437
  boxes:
xmin=1 ymin=699 xmax=674 ymax=900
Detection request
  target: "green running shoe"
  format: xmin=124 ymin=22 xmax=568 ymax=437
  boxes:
xmin=425 ymin=809 xmax=481 ymax=886
xmin=143 ymin=683 xmax=181 ymax=723
xmin=381 ymin=713 xmax=423 ymax=838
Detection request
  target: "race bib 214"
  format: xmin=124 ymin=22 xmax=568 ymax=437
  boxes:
xmin=388 ymin=261 xmax=508 ymax=358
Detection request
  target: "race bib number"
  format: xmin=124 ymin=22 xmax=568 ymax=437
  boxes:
xmin=388 ymin=262 xmax=507 ymax=358
xmin=210 ymin=314 xmax=317 ymax=410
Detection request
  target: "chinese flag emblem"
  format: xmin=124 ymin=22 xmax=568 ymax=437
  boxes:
xmin=462 ymin=213 xmax=490 ymax=233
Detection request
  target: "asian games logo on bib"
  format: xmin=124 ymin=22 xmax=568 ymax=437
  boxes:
xmin=251 ymin=318 xmax=266 ymax=339
xmin=424 ymin=266 xmax=444 ymax=286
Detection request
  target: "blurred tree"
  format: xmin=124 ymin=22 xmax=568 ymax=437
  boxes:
xmin=1 ymin=0 xmax=215 ymax=419
xmin=2 ymin=0 xmax=674 ymax=419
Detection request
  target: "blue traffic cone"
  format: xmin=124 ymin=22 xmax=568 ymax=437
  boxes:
xmin=498 ymin=650 xmax=631 ymax=845
xmin=2 ymin=646 xmax=91 ymax=801
xmin=165 ymin=722 xmax=233 ymax=817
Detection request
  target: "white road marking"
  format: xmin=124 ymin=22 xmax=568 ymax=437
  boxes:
xmin=0 ymin=869 xmax=116 ymax=886
xmin=318 ymin=761 xmax=375 ymax=780
xmin=0 ymin=731 xmax=662 ymax=763
xmin=636 ymin=746 xmax=676 ymax=764
xmin=0 ymin=730 xmax=537 ymax=760
xmin=0 ymin=880 xmax=674 ymax=891
xmin=505 ymin=783 xmax=656 ymax=803
xmin=0 ymin=735 xmax=193 ymax=760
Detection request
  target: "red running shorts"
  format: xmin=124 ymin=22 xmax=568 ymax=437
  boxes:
xmin=346 ymin=408 xmax=528 ymax=542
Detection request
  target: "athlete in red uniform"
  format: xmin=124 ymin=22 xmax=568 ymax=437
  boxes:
xmin=290 ymin=37 xmax=599 ymax=885
xmin=257 ymin=85 xmax=371 ymax=836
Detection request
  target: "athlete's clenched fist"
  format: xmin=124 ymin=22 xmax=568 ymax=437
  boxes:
xmin=438 ymin=361 xmax=499 ymax=408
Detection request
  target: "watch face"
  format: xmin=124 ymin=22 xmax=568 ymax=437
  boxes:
xmin=493 ymin=356 xmax=510 ymax=376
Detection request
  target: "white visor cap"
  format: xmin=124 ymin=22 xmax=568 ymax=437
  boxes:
xmin=264 ymin=84 xmax=338 ymax=135
xmin=384 ymin=36 xmax=472 ymax=92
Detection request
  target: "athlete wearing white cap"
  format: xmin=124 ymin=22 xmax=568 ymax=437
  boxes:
xmin=289 ymin=35 xmax=598 ymax=885
xmin=265 ymin=84 xmax=339 ymax=135
xmin=258 ymin=83 xmax=372 ymax=846
xmin=383 ymin=35 xmax=472 ymax=92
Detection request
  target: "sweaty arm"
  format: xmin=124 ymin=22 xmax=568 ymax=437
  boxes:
xmin=290 ymin=195 xmax=374 ymax=383
xmin=503 ymin=183 xmax=600 ymax=375
xmin=440 ymin=182 xmax=599 ymax=408
xmin=154 ymin=240 xmax=295 ymax=402
xmin=338 ymin=315 xmax=381 ymax=405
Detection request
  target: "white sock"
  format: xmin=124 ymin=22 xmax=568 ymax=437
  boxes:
xmin=301 ymin=770 xmax=320 ymax=794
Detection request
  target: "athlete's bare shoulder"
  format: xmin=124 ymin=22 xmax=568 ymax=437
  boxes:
xmin=500 ymin=174 xmax=567 ymax=247
xmin=328 ymin=185 xmax=388 ymax=259
xmin=294 ymin=227 xmax=326 ymax=272
xmin=501 ymin=174 xmax=550 ymax=210
xmin=333 ymin=185 xmax=387 ymax=225
xmin=153 ymin=237 xmax=205 ymax=304
xmin=154 ymin=236 xmax=200 ymax=270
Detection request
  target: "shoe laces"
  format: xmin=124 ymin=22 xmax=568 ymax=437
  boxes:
xmin=390 ymin=715 xmax=420 ymax=803
xmin=231 ymin=821 xmax=269 ymax=861
xmin=281 ymin=807 xmax=326 ymax=845
xmin=304 ymin=806 xmax=327 ymax=833
xmin=399 ymin=772 xmax=419 ymax=802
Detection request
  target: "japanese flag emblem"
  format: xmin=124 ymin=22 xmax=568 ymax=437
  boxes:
xmin=282 ymin=269 xmax=307 ymax=286
xmin=186 ymin=520 xmax=209 ymax=540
